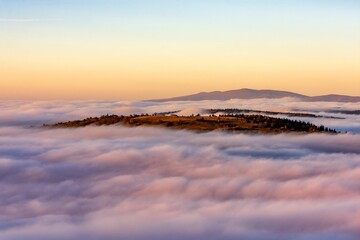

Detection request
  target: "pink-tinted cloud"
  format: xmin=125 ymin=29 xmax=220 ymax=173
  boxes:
xmin=0 ymin=100 xmax=359 ymax=240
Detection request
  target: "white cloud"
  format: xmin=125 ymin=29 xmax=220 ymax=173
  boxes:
xmin=0 ymin=18 xmax=61 ymax=22
xmin=1 ymin=99 xmax=359 ymax=132
xmin=0 ymin=100 xmax=359 ymax=239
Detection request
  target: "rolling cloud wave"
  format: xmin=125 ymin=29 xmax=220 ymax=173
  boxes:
xmin=0 ymin=99 xmax=359 ymax=132
xmin=0 ymin=100 xmax=359 ymax=239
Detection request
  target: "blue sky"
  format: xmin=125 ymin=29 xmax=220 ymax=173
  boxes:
xmin=0 ymin=0 xmax=359 ymax=99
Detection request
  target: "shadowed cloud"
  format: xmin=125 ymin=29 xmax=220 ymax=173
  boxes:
xmin=0 ymin=100 xmax=359 ymax=240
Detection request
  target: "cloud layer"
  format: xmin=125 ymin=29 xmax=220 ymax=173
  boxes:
xmin=1 ymin=98 xmax=359 ymax=132
xmin=0 ymin=99 xmax=359 ymax=240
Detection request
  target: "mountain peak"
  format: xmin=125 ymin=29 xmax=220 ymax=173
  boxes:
xmin=148 ymin=89 xmax=360 ymax=102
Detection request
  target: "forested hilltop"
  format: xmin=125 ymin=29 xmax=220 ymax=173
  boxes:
xmin=49 ymin=113 xmax=338 ymax=134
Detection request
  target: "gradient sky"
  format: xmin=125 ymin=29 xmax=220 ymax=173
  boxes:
xmin=0 ymin=0 xmax=359 ymax=100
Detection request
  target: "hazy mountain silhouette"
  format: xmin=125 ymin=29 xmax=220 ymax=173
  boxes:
xmin=149 ymin=89 xmax=360 ymax=102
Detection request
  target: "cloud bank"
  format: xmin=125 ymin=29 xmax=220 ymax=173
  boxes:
xmin=1 ymin=99 xmax=359 ymax=132
xmin=0 ymin=99 xmax=359 ymax=240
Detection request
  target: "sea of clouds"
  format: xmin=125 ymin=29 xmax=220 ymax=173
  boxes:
xmin=0 ymin=99 xmax=359 ymax=240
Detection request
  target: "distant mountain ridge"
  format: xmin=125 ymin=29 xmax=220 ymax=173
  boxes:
xmin=149 ymin=89 xmax=360 ymax=102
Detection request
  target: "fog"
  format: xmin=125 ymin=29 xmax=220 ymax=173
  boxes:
xmin=0 ymin=99 xmax=359 ymax=240
xmin=0 ymin=98 xmax=359 ymax=132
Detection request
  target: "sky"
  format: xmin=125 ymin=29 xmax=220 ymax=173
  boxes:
xmin=0 ymin=0 xmax=359 ymax=100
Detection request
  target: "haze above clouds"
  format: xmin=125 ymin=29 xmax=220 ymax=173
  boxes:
xmin=0 ymin=99 xmax=359 ymax=240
